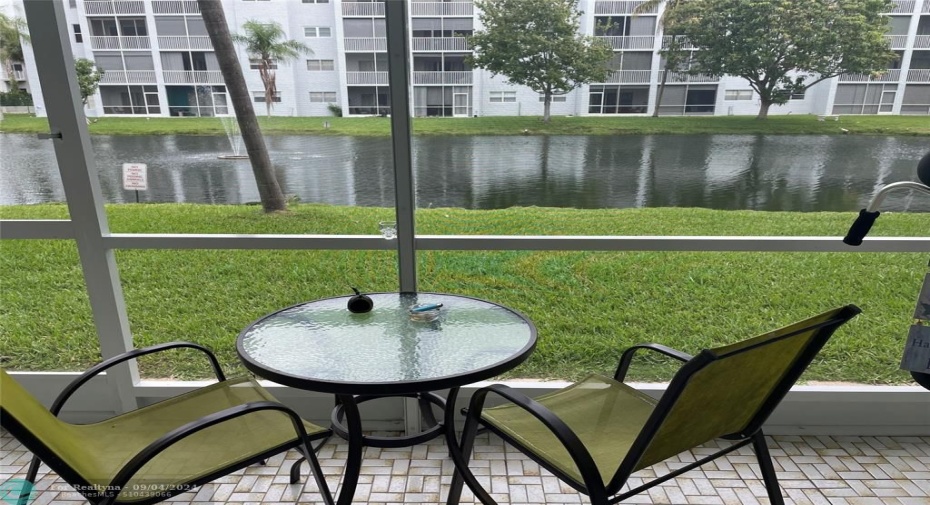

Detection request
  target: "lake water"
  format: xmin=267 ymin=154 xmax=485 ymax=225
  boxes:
xmin=2 ymin=133 xmax=928 ymax=212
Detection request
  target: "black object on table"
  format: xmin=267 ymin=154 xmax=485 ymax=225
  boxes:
xmin=237 ymin=292 xmax=536 ymax=505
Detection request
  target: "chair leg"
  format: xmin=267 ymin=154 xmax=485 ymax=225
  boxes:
xmin=447 ymin=413 xmax=497 ymax=505
xmin=299 ymin=440 xmax=335 ymax=505
xmin=752 ymin=432 xmax=785 ymax=505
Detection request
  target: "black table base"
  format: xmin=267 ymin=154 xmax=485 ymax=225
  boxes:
xmin=330 ymin=391 xmax=450 ymax=448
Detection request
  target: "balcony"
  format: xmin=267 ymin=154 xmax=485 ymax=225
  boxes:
xmin=158 ymin=36 xmax=213 ymax=50
xmin=151 ymin=0 xmax=200 ymax=14
xmin=83 ymin=0 xmax=146 ymax=15
xmin=410 ymin=1 xmax=474 ymax=16
xmin=886 ymin=34 xmax=910 ymax=50
xmin=889 ymin=0 xmax=916 ymax=13
xmin=603 ymin=69 xmax=652 ymax=83
xmin=345 ymin=71 xmax=389 ymax=85
xmin=839 ymin=69 xmax=902 ymax=82
xmin=89 ymin=35 xmax=151 ymax=50
xmin=412 ymin=71 xmax=473 ymax=85
xmin=99 ymin=70 xmax=157 ymax=84
xmin=907 ymin=68 xmax=930 ymax=82
xmin=162 ymin=70 xmax=224 ymax=84
xmin=342 ymin=1 xmax=384 ymax=17
xmin=411 ymin=37 xmax=470 ymax=51
xmin=915 ymin=35 xmax=930 ymax=49
xmin=661 ymin=71 xmax=718 ymax=83
xmin=598 ymin=35 xmax=656 ymax=50
xmin=343 ymin=37 xmax=387 ymax=52
xmin=594 ymin=0 xmax=657 ymax=15
xmin=661 ymin=36 xmax=697 ymax=50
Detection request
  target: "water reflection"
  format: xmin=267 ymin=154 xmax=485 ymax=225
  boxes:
xmin=1 ymin=133 xmax=927 ymax=212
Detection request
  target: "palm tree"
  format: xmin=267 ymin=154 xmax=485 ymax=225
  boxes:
xmin=634 ymin=0 xmax=688 ymax=117
xmin=0 ymin=13 xmax=30 ymax=93
xmin=233 ymin=21 xmax=311 ymax=116
xmin=198 ymin=0 xmax=287 ymax=212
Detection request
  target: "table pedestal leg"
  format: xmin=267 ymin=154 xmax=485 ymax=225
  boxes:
xmin=336 ymin=394 xmax=363 ymax=505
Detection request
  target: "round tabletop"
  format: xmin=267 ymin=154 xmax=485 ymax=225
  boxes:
xmin=237 ymin=292 xmax=537 ymax=395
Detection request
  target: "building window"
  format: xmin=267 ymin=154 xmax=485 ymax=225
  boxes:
xmin=249 ymin=58 xmax=278 ymax=70
xmin=538 ymin=95 xmax=567 ymax=102
xmin=310 ymin=92 xmax=337 ymax=102
xmin=253 ymin=91 xmax=281 ymax=103
xmin=303 ymin=0 xmax=329 ymax=3
xmin=725 ymin=90 xmax=753 ymax=100
xmin=73 ymin=24 xmax=83 ymax=43
xmin=304 ymin=26 xmax=332 ymax=38
xmin=307 ymin=59 xmax=335 ymax=71
xmin=489 ymin=91 xmax=516 ymax=103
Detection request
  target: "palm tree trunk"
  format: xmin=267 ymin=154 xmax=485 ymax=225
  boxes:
xmin=653 ymin=68 xmax=669 ymax=117
xmin=198 ymin=0 xmax=286 ymax=212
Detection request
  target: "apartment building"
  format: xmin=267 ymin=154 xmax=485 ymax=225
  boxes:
xmin=12 ymin=0 xmax=930 ymax=118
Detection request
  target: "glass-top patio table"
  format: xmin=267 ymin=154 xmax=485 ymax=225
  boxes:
xmin=236 ymin=292 xmax=536 ymax=505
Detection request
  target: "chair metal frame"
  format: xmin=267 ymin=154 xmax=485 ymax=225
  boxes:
xmin=447 ymin=305 xmax=861 ymax=505
xmin=1 ymin=342 xmax=334 ymax=505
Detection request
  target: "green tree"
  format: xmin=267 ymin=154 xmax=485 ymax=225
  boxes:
xmin=0 ymin=13 xmax=30 ymax=92
xmin=199 ymin=0 xmax=287 ymax=212
xmin=233 ymin=20 xmax=311 ymax=117
xmin=75 ymin=58 xmax=103 ymax=106
xmin=470 ymin=0 xmax=612 ymax=122
xmin=634 ymin=0 xmax=689 ymax=117
xmin=667 ymin=0 xmax=895 ymax=119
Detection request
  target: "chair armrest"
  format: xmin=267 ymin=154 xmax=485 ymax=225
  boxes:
xmin=102 ymin=400 xmax=310 ymax=505
xmin=614 ymin=343 xmax=693 ymax=383
xmin=49 ymin=342 xmax=225 ymax=416
xmin=467 ymin=384 xmax=607 ymax=497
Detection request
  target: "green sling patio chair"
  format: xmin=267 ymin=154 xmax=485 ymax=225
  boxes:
xmin=447 ymin=305 xmax=861 ymax=505
xmin=0 ymin=342 xmax=334 ymax=505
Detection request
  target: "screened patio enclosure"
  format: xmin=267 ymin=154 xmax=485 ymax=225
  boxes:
xmin=1 ymin=0 xmax=928 ymax=436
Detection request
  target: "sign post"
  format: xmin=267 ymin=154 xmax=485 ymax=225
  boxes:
xmin=122 ymin=163 xmax=147 ymax=203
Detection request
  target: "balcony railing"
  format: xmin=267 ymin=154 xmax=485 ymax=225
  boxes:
xmin=907 ymin=69 xmax=930 ymax=82
xmin=603 ymin=70 xmax=652 ymax=83
xmin=162 ymin=70 xmax=224 ymax=84
xmin=839 ymin=69 xmax=901 ymax=82
xmin=914 ymin=35 xmax=930 ymax=49
xmin=346 ymin=71 xmax=389 ymax=85
xmin=343 ymin=37 xmax=387 ymax=52
xmin=661 ymin=71 xmax=718 ymax=83
xmin=598 ymin=35 xmax=655 ymax=50
xmin=410 ymin=1 xmax=474 ymax=16
xmin=89 ymin=35 xmax=151 ymax=50
xmin=412 ymin=71 xmax=473 ymax=85
xmin=99 ymin=70 xmax=157 ymax=84
xmin=342 ymin=1 xmax=385 ymax=17
xmin=889 ymin=0 xmax=915 ymax=13
xmin=661 ymin=36 xmax=697 ymax=50
xmin=411 ymin=37 xmax=470 ymax=51
xmin=594 ymin=1 xmax=657 ymax=15
xmin=886 ymin=35 xmax=909 ymax=50
xmin=151 ymin=0 xmax=200 ymax=14
xmin=157 ymin=36 xmax=213 ymax=50
xmin=837 ymin=69 xmax=901 ymax=82
xmin=83 ymin=0 xmax=146 ymax=15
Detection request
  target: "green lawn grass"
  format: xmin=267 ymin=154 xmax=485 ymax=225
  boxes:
xmin=1 ymin=204 xmax=926 ymax=384
xmin=2 ymin=113 xmax=928 ymax=136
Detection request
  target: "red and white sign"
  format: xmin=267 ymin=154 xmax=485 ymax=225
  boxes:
xmin=122 ymin=163 xmax=147 ymax=191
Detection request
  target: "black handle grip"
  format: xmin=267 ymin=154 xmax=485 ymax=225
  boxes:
xmin=842 ymin=209 xmax=881 ymax=246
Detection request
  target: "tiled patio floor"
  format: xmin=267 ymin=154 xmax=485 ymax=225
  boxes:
xmin=2 ymin=429 xmax=928 ymax=505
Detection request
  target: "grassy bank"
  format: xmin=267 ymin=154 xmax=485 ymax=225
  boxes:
xmin=2 ymin=113 xmax=929 ymax=136
xmin=1 ymin=204 xmax=926 ymax=384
